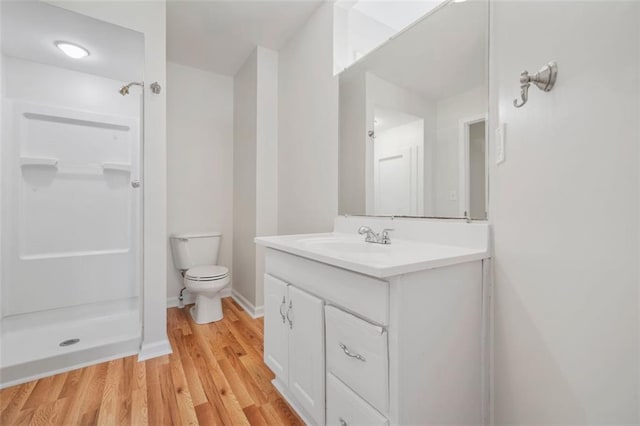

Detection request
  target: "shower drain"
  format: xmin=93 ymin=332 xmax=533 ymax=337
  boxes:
xmin=59 ymin=338 xmax=80 ymax=347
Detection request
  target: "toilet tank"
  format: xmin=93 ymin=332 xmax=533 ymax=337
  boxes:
xmin=170 ymin=232 xmax=222 ymax=270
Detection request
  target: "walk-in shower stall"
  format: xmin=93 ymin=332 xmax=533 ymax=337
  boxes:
xmin=0 ymin=2 xmax=145 ymax=387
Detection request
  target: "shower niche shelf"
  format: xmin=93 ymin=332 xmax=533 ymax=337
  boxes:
xmin=19 ymin=158 xmax=132 ymax=175
xmin=20 ymin=157 xmax=58 ymax=169
xmin=102 ymin=163 xmax=132 ymax=173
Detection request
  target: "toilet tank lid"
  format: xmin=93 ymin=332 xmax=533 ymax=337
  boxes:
xmin=172 ymin=231 xmax=221 ymax=239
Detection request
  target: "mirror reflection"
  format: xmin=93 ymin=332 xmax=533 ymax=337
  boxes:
xmin=338 ymin=0 xmax=488 ymax=219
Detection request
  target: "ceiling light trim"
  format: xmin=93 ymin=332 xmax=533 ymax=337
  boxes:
xmin=54 ymin=40 xmax=90 ymax=59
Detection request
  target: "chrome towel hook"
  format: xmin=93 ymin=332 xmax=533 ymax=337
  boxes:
xmin=513 ymin=61 xmax=558 ymax=108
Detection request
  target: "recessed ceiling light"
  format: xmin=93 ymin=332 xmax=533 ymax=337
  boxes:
xmin=453 ymin=0 xmax=468 ymax=3
xmin=54 ymin=41 xmax=89 ymax=59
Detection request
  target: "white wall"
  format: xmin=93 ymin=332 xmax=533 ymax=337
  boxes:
xmin=233 ymin=47 xmax=278 ymax=314
xmin=468 ymin=120 xmax=485 ymax=220
xmin=490 ymin=1 xmax=639 ymax=424
xmin=166 ymin=62 xmax=233 ymax=303
xmin=233 ymin=50 xmax=258 ymax=310
xmin=49 ymin=0 xmax=169 ymax=360
xmin=255 ymin=47 xmax=278 ymax=310
xmin=435 ymin=85 xmax=487 ymax=217
xmin=334 ymin=5 xmax=391 ymax=73
xmin=333 ymin=3 xmax=350 ymax=74
xmin=278 ymin=1 xmax=339 ymax=235
xmin=0 ymin=3 xmax=4 ymax=326
xmin=338 ymin=71 xmax=366 ymax=215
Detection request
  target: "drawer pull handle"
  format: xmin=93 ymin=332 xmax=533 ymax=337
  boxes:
xmin=339 ymin=418 xmax=347 ymax=426
xmin=339 ymin=343 xmax=366 ymax=362
xmin=279 ymin=297 xmax=286 ymax=324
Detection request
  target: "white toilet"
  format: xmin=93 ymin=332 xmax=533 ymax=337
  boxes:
xmin=169 ymin=232 xmax=230 ymax=324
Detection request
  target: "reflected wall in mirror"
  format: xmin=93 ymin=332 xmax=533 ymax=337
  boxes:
xmin=338 ymin=0 xmax=488 ymax=220
xmin=333 ymin=0 xmax=445 ymax=73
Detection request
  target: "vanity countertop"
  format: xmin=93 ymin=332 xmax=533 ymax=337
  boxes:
xmin=255 ymin=232 xmax=489 ymax=279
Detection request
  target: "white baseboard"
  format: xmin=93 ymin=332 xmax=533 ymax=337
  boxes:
xmin=166 ymin=287 xmax=262 ymax=318
xmin=167 ymin=287 xmax=232 ymax=308
xmin=231 ymin=289 xmax=264 ymax=319
xmin=138 ymin=339 xmax=172 ymax=362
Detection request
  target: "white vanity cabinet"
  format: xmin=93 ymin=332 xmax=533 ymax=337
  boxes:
xmin=258 ymin=217 xmax=491 ymax=426
xmin=264 ymin=274 xmax=325 ymax=426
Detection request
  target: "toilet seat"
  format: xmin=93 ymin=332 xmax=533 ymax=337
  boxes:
xmin=183 ymin=265 xmax=231 ymax=323
xmin=185 ymin=275 xmax=230 ymax=293
xmin=185 ymin=265 xmax=229 ymax=281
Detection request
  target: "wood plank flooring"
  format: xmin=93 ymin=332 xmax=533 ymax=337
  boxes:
xmin=0 ymin=298 xmax=303 ymax=426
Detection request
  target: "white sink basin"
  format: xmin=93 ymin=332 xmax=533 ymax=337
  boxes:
xmin=297 ymin=236 xmax=392 ymax=255
xmin=255 ymin=231 xmax=489 ymax=278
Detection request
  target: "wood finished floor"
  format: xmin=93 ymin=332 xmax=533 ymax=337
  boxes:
xmin=0 ymin=298 xmax=303 ymax=426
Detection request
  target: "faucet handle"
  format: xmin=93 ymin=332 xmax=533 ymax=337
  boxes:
xmin=381 ymin=228 xmax=394 ymax=244
xmin=358 ymin=225 xmax=371 ymax=235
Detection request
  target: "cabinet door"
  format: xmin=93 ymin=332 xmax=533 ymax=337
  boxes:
xmin=264 ymin=274 xmax=289 ymax=382
xmin=288 ymin=285 xmax=325 ymax=425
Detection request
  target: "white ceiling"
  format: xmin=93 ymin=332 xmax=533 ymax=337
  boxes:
xmin=342 ymin=0 xmax=488 ymax=101
xmin=167 ymin=0 xmax=323 ymax=76
xmin=1 ymin=1 xmax=144 ymax=83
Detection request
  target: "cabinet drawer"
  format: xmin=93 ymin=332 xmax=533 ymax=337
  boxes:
xmin=265 ymin=249 xmax=389 ymax=325
xmin=325 ymin=305 xmax=388 ymax=414
xmin=327 ymin=373 xmax=388 ymax=426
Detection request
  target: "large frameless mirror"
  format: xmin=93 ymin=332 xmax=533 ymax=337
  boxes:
xmin=338 ymin=0 xmax=489 ymax=220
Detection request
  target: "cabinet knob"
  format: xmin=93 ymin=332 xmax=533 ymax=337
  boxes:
xmin=339 ymin=418 xmax=348 ymax=426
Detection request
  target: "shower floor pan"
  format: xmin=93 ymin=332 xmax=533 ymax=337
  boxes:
xmin=0 ymin=309 xmax=140 ymax=388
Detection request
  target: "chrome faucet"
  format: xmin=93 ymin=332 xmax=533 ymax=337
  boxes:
xmin=358 ymin=226 xmax=394 ymax=244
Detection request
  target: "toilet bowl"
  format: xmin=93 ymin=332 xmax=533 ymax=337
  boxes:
xmin=184 ymin=265 xmax=230 ymax=324
xmin=169 ymin=232 xmax=230 ymax=324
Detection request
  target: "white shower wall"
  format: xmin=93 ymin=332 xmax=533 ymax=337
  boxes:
xmin=1 ymin=55 xmax=141 ymax=316
xmin=2 ymin=56 xmax=139 ymax=117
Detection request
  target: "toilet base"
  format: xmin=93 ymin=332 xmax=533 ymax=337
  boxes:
xmin=190 ymin=293 xmax=223 ymax=324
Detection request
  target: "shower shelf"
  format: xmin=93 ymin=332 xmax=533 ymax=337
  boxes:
xmin=20 ymin=157 xmax=58 ymax=168
xmin=102 ymin=163 xmax=132 ymax=173
xmin=19 ymin=158 xmax=132 ymax=174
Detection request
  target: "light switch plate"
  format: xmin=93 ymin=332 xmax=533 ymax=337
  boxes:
xmin=495 ymin=123 xmax=505 ymax=164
